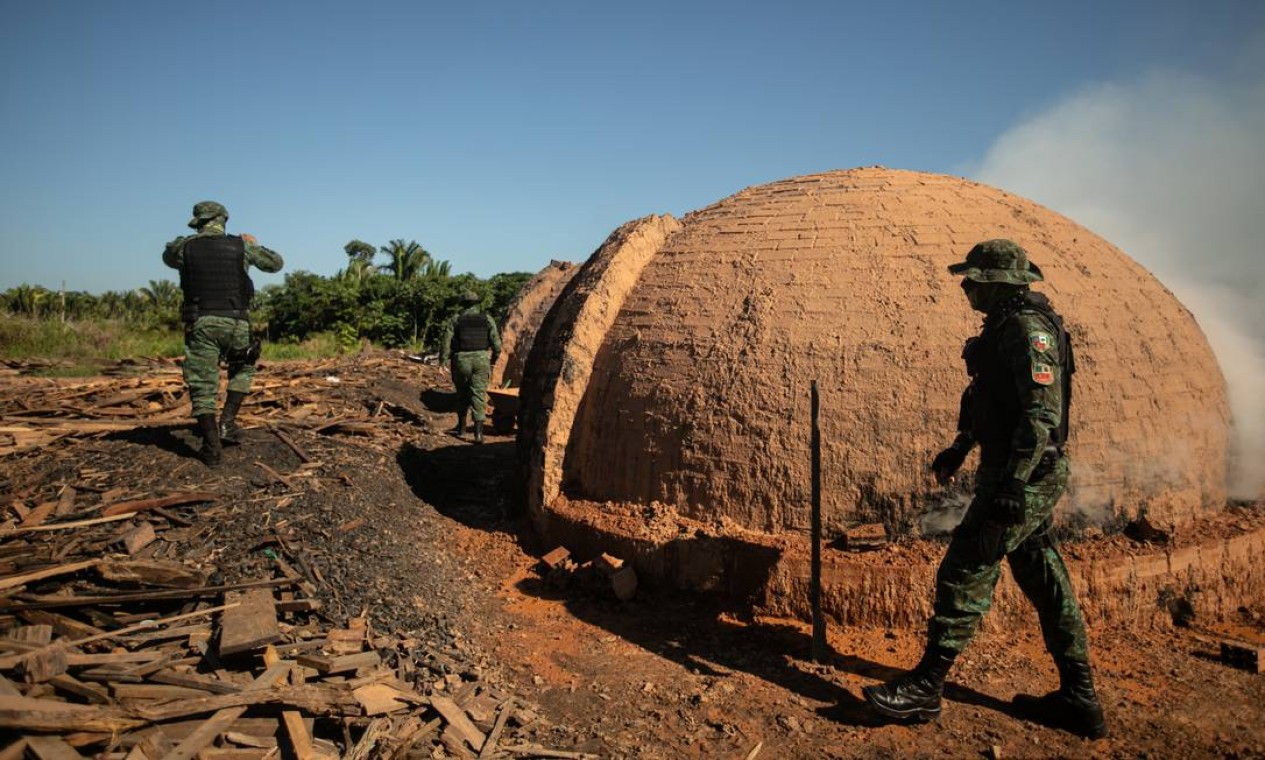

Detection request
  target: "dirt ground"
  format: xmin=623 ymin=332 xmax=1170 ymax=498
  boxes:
xmin=3 ymin=355 xmax=1263 ymax=759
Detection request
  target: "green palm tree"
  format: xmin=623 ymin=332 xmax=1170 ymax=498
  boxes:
xmin=139 ymin=279 xmax=180 ymax=311
xmin=337 ymin=257 xmax=378 ymax=282
xmin=9 ymin=284 xmax=48 ymax=317
xmin=420 ymin=258 xmax=452 ymax=279
xmin=379 ymin=239 xmax=431 ymax=281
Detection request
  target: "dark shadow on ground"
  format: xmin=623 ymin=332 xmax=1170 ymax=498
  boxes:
xmin=514 ymin=574 xmax=1019 ymax=729
xmin=396 ymin=430 xmax=1021 ymax=729
xmin=104 ymin=423 xmax=200 ymax=459
xmin=396 ymin=438 xmax=528 ymax=535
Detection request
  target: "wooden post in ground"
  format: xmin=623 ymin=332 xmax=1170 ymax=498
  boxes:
xmin=810 ymin=380 xmax=827 ymax=662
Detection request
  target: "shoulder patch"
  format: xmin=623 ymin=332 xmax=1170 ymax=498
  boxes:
xmin=1029 ymin=331 xmax=1053 ymax=353
xmin=1031 ymin=361 xmax=1055 ymax=386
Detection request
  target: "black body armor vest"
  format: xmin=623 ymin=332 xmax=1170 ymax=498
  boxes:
xmin=179 ymin=235 xmax=254 ymax=322
xmin=964 ymin=292 xmax=1074 ymax=462
xmin=454 ymin=312 xmax=491 ymax=351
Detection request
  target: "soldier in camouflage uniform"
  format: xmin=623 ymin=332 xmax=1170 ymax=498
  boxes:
xmin=439 ymin=291 xmax=501 ymax=444
xmin=163 ymin=201 xmax=284 ymax=465
xmin=862 ymin=240 xmax=1106 ymax=739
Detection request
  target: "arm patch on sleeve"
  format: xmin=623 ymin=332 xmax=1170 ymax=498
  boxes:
xmin=1029 ymin=331 xmax=1053 ymax=353
xmin=1031 ymin=361 xmax=1055 ymax=386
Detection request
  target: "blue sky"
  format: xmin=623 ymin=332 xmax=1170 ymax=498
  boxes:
xmin=0 ymin=0 xmax=1260 ymax=293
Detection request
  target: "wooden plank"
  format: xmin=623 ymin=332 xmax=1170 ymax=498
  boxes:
xmin=100 ymin=492 xmax=217 ymax=518
xmin=0 ymin=695 xmax=142 ymax=732
xmin=221 ymin=732 xmax=277 ymax=749
xmin=5 ymin=624 xmax=52 ymax=645
xmin=153 ymin=718 xmax=280 ymax=743
xmin=121 ymin=523 xmax=157 ymax=555
xmin=430 ymin=695 xmax=486 ymax=753
xmin=18 ymin=644 xmax=68 ymax=683
xmin=161 ymin=661 xmax=292 ymax=760
xmin=67 ymin=651 xmax=167 ymax=666
xmin=113 ymin=684 xmax=210 ymax=701
xmin=478 ymin=699 xmax=515 ymax=760
xmin=219 ymin=589 xmax=280 ymax=657
xmin=263 ymin=645 xmax=313 ymax=760
xmin=0 ymin=602 xmax=236 ymax=672
xmin=149 ymin=670 xmax=242 ymax=695
xmin=280 ymin=711 xmax=314 ymax=760
xmin=49 ymin=674 xmax=112 ymax=704
xmin=18 ymin=500 xmax=56 ymax=529
xmin=19 ymin=610 xmax=106 ymax=640
xmin=54 ymin=486 xmax=77 ymax=517
xmin=136 ymin=684 xmax=357 ymax=722
xmin=294 ymin=651 xmax=378 ymax=675
xmin=9 ymin=577 xmax=294 ymax=610
xmin=0 ymin=739 xmax=25 ymax=760
xmin=0 ymin=559 xmax=100 ymax=591
xmin=352 ymin=683 xmax=411 ymax=716
xmin=98 ymin=560 xmax=208 ymax=589
xmin=23 ymin=735 xmax=82 ymax=760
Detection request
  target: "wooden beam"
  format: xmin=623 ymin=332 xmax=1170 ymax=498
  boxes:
xmin=160 ymin=661 xmax=292 ymax=760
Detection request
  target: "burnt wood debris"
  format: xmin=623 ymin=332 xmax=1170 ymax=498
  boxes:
xmin=0 ymin=354 xmax=600 ymax=759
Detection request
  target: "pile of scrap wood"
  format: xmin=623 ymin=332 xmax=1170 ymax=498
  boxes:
xmin=0 ymin=490 xmax=583 ymax=758
xmin=0 ymin=354 xmax=440 ymax=458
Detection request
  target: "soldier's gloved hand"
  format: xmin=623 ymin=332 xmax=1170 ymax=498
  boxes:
xmin=931 ymin=445 xmax=968 ymax=485
xmin=991 ymin=478 xmax=1027 ymax=524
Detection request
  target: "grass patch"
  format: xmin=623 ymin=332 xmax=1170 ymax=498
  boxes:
xmin=0 ymin=317 xmax=183 ymax=363
xmin=2 ymin=317 xmax=379 ymax=370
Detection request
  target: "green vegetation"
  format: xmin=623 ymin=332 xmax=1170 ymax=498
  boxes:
xmin=0 ymin=317 xmax=184 ymax=362
xmin=1 ymin=237 xmax=535 ymax=366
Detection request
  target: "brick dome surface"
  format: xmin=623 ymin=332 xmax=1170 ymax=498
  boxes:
xmin=491 ymin=260 xmax=577 ymax=390
xmin=521 ymin=167 xmax=1229 ymax=538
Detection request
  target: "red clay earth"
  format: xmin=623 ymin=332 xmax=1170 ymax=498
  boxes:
xmin=4 ymin=357 xmax=1261 ymax=758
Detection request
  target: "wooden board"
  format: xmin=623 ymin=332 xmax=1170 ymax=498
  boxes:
xmin=219 ymin=589 xmax=281 ymax=657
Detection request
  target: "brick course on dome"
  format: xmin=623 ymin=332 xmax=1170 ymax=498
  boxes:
xmin=523 ymin=167 xmax=1228 ymax=538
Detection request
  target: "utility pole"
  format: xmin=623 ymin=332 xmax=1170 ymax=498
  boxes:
xmin=810 ymin=379 xmax=827 ymax=662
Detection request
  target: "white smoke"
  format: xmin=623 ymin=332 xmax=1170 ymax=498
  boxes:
xmin=970 ymin=61 xmax=1265 ymax=500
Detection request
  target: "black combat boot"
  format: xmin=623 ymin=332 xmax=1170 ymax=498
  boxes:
xmin=1013 ymin=657 xmax=1107 ymax=739
xmin=862 ymin=646 xmax=957 ymax=722
xmin=448 ymin=413 xmax=466 ymax=438
xmin=472 ymin=420 xmax=484 ymax=444
xmin=219 ymin=391 xmax=246 ymax=444
xmin=196 ymin=414 xmax=223 ymax=466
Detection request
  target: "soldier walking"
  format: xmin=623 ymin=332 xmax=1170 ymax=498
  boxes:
xmin=439 ymin=291 xmax=501 ymax=444
xmin=163 ymin=201 xmax=283 ymax=465
xmin=862 ymin=239 xmax=1106 ymax=739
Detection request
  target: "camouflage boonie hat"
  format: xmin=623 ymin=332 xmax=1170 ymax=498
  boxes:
xmin=948 ymin=239 xmax=1044 ymax=284
xmin=188 ymin=200 xmax=229 ymax=229
xmin=461 ymin=290 xmax=481 ymax=304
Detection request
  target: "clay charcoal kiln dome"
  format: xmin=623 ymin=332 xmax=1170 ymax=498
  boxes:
xmin=521 ymin=167 xmax=1230 ymax=545
xmin=491 ymin=260 xmax=577 ymax=390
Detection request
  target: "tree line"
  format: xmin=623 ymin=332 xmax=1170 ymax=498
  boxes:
xmin=0 ymin=239 xmax=533 ymax=352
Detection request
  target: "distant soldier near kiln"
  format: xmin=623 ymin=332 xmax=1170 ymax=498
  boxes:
xmin=163 ymin=201 xmax=284 ymax=465
xmin=862 ymin=239 xmax=1106 ymax=739
xmin=439 ymin=291 xmax=501 ymax=444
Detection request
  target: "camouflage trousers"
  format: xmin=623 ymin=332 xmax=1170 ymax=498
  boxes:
xmin=452 ymin=351 xmax=491 ymax=422
xmin=927 ymin=456 xmax=1090 ymax=661
xmin=182 ymin=316 xmax=256 ymax=417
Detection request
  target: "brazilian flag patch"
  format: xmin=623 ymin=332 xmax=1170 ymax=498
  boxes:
xmin=1029 ymin=331 xmax=1053 ymax=353
xmin=1032 ymin=361 xmax=1055 ymax=385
